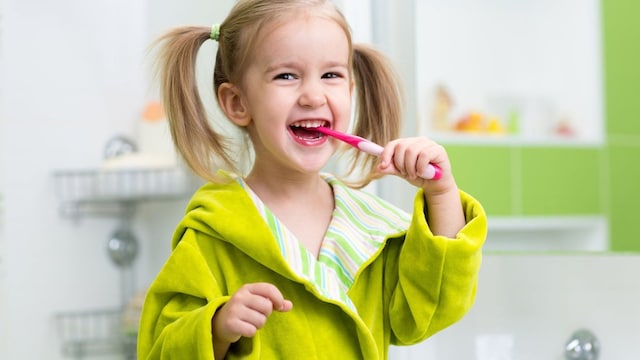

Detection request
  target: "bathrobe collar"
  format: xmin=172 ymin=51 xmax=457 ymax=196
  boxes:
xmin=173 ymin=171 xmax=409 ymax=288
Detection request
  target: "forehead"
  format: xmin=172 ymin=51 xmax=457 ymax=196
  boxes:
xmin=255 ymin=15 xmax=350 ymax=63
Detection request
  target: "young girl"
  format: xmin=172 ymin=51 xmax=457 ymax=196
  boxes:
xmin=138 ymin=0 xmax=486 ymax=359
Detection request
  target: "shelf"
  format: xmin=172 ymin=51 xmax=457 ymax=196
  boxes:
xmin=486 ymin=215 xmax=608 ymax=252
xmin=53 ymin=166 xmax=201 ymax=218
xmin=56 ymin=308 xmax=136 ymax=359
xmin=429 ymin=132 xmax=604 ymax=148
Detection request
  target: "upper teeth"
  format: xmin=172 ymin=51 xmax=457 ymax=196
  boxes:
xmin=291 ymin=120 xmax=327 ymax=128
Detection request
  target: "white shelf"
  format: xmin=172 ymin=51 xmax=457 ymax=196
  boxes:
xmin=54 ymin=167 xmax=198 ymax=202
xmin=56 ymin=308 xmax=136 ymax=358
xmin=430 ymin=132 xmax=604 ymax=148
xmin=486 ymin=215 xmax=608 ymax=252
xmin=52 ymin=166 xmax=201 ymax=218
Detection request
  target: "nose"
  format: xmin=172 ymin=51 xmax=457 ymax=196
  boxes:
xmin=298 ymin=79 xmax=327 ymax=108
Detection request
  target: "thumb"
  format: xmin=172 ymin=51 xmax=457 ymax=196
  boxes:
xmin=376 ymin=162 xmax=399 ymax=177
xmin=277 ymin=299 xmax=293 ymax=312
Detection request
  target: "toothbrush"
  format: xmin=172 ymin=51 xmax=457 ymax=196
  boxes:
xmin=314 ymin=127 xmax=442 ymax=180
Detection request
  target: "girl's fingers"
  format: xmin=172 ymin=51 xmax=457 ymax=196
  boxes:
xmin=239 ymin=307 xmax=269 ymax=331
xmin=245 ymin=283 xmax=293 ymax=313
xmin=231 ymin=316 xmax=261 ymax=338
xmin=218 ymin=283 xmax=293 ymax=340
xmin=377 ymin=138 xmax=448 ymax=183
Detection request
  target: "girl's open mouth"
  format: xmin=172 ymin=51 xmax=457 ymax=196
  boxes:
xmin=289 ymin=120 xmax=329 ymax=143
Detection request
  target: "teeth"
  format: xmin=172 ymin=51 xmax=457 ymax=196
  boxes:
xmin=290 ymin=120 xmax=327 ymax=128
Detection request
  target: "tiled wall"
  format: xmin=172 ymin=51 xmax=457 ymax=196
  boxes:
xmin=609 ymin=142 xmax=640 ymax=251
xmin=448 ymin=146 xmax=603 ymax=217
xmin=389 ymin=254 xmax=640 ymax=360
xmin=603 ymin=0 xmax=640 ymax=252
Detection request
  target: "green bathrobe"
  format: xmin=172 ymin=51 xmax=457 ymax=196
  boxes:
xmin=138 ymin=172 xmax=486 ymax=359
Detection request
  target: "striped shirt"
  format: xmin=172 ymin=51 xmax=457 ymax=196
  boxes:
xmin=238 ymin=174 xmax=410 ymax=311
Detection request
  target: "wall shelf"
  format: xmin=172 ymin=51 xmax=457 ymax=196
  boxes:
xmin=486 ymin=215 xmax=608 ymax=252
xmin=431 ymin=132 xmax=605 ymax=148
xmin=53 ymin=166 xmax=201 ymax=219
xmin=56 ymin=308 xmax=136 ymax=360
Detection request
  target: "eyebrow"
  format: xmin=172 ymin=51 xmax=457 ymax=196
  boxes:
xmin=265 ymin=60 xmax=349 ymax=73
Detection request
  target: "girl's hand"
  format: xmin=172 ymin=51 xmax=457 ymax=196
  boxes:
xmin=212 ymin=283 xmax=293 ymax=344
xmin=376 ymin=137 xmax=454 ymax=193
xmin=377 ymin=137 xmax=465 ymax=237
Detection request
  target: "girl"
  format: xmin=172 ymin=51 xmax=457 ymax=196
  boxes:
xmin=138 ymin=0 xmax=487 ymax=359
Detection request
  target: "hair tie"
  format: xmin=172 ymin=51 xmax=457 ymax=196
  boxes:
xmin=210 ymin=24 xmax=221 ymax=41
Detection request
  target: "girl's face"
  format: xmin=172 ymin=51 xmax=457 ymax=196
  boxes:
xmin=238 ymin=15 xmax=353 ymax=177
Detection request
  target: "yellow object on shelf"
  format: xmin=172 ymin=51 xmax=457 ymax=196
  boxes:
xmin=453 ymin=111 xmax=507 ymax=135
xmin=138 ymin=101 xmax=176 ymax=166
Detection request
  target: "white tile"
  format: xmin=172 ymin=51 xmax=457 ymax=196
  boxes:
xmin=392 ymin=254 xmax=640 ymax=360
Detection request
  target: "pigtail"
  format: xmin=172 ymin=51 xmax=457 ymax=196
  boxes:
xmin=347 ymin=43 xmax=404 ymax=188
xmin=153 ymin=26 xmax=236 ymax=182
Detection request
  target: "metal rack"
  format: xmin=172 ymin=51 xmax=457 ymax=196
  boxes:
xmin=53 ymin=166 xmax=200 ymax=359
xmin=53 ymin=166 xmax=200 ymax=219
xmin=56 ymin=309 xmax=137 ymax=360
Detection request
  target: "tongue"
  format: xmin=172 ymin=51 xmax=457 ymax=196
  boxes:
xmin=291 ymin=127 xmax=322 ymax=139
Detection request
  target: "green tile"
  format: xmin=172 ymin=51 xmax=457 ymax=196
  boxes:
xmin=446 ymin=145 xmax=513 ymax=215
xmin=521 ymin=147 xmax=602 ymax=215
xmin=603 ymin=0 xmax=640 ymax=135
xmin=609 ymin=145 xmax=640 ymax=252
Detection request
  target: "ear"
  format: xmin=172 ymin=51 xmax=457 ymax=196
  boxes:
xmin=218 ymin=83 xmax=251 ymax=127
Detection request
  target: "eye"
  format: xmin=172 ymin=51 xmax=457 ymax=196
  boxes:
xmin=274 ymin=73 xmax=297 ymax=81
xmin=322 ymin=72 xmax=343 ymax=79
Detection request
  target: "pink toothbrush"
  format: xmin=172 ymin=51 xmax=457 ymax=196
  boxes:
xmin=314 ymin=127 xmax=442 ymax=180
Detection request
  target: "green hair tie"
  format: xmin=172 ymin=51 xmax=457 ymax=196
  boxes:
xmin=210 ymin=24 xmax=221 ymax=41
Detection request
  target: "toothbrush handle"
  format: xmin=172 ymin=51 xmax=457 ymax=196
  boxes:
xmin=357 ymin=142 xmax=442 ymax=180
xmin=422 ymin=164 xmax=443 ymax=180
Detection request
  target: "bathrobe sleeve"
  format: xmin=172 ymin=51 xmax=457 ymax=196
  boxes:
xmin=137 ymin=229 xmax=223 ymax=360
xmin=388 ymin=189 xmax=486 ymax=344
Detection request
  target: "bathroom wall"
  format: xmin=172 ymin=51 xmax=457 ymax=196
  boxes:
xmin=0 ymin=0 xmax=6 ymax=355
xmin=1 ymin=1 xmax=146 ymax=359
xmin=0 ymin=0 xmax=230 ymax=359
xmin=389 ymin=254 xmax=640 ymax=360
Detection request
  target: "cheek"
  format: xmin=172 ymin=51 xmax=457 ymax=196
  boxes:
xmin=242 ymin=90 xmax=275 ymax=120
xmin=335 ymin=88 xmax=353 ymax=115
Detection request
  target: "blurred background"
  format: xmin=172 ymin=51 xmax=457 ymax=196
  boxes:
xmin=0 ymin=0 xmax=638 ymax=359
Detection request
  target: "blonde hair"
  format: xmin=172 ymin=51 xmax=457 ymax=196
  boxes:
xmin=153 ymin=0 xmax=403 ymax=188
